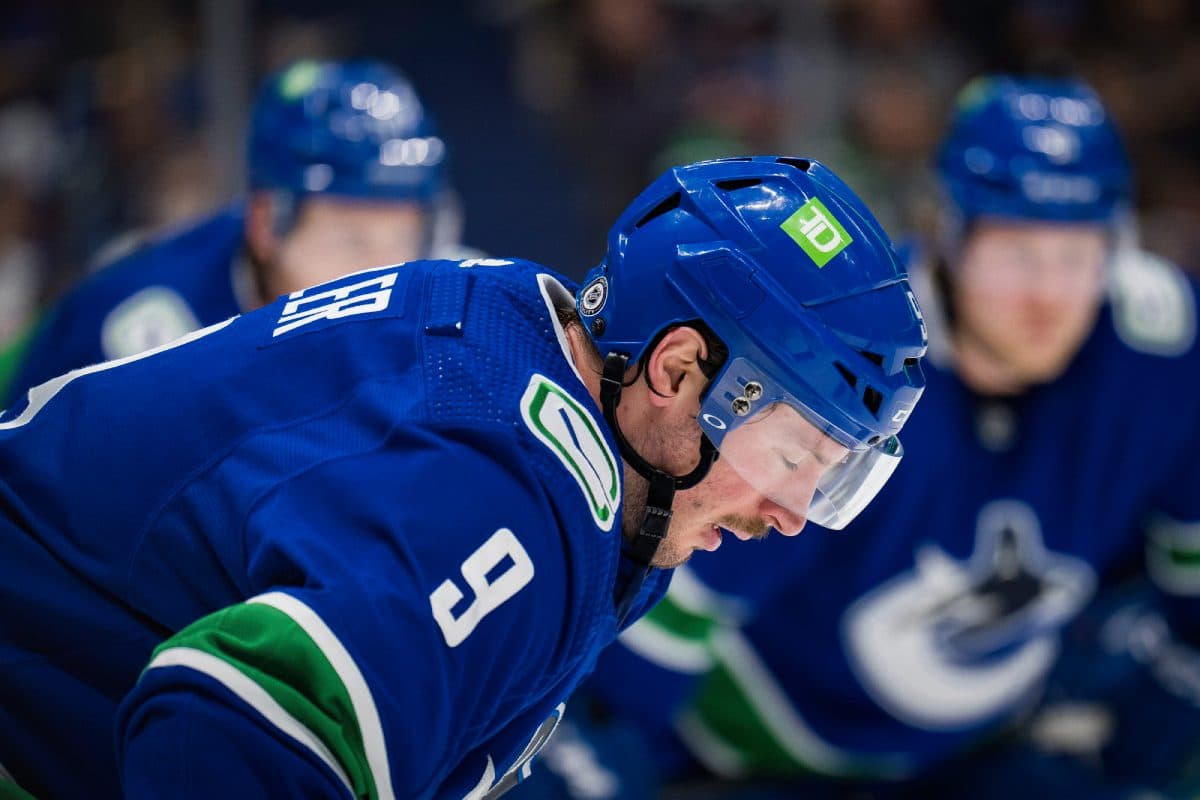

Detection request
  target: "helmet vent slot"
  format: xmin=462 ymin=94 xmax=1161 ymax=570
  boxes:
xmin=860 ymin=350 xmax=884 ymax=367
xmin=636 ymin=193 xmax=681 ymax=228
xmin=863 ymin=386 xmax=884 ymax=417
xmin=904 ymin=357 xmax=919 ymax=367
xmin=715 ymin=178 xmax=762 ymax=192
xmin=834 ymin=361 xmax=858 ymax=389
xmin=776 ymin=157 xmax=813 ymax=173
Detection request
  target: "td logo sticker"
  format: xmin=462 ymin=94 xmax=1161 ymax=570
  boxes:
xmin=279 ymin=60 xmax=321 ymax=100
xmin=780 ymin=198 xmax=853 ymax=268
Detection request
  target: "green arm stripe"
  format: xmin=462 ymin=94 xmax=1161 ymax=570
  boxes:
xmin=0 ymin=759 xmax=37 ymax=800
xmin=687 ymin=632 xmax=911 ymax=780
xmin=620 ymin=567 xmax=910 ymax=779
xmin=643 ymin=593 xmax=721 ymax=642
xmin=1146 ymin=516 xmax=1200 ymax=596
xmin=618 ymin=590 xmax=725 ymax=673
xmin=148 ymin=591 xmax=392 ymax=798
xmin=148 ymin=646 xmax=355 ymax=795
xmin=617 ymin=565 xmax=740 ymax=672
xmin=0 ymin=321 xmax=38 ymax=403
xmin=688 ymin=658 xmax=803 ymax=776
xmin=248 ymin=592 xmax=393 ymax=799
xmin=0 ymin=781 xmax=37 ymax=800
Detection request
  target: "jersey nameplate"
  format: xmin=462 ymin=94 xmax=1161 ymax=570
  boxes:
xmin=520 ymin=374 xmax=619 ymax=532
xmin=271 ymin=269 xmax=401 ymax=339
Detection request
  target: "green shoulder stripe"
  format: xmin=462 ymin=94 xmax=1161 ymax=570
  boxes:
xmin=145 ymin=591 xmax=393 ymax=799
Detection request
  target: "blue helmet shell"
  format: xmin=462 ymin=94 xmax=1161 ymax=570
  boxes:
xmin=936 ymin=75 xmax=1132 ymax=225
xmin=247 ymin=59 xmax=447 ymax=203
xmin=577 ymin=156 xmax=927 ymax=449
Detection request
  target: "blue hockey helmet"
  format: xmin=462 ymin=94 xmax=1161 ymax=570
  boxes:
xmin=247 ymin=59 xmax=447 ymax=203
xmin=578 ymin=156 xmax=928 ymax=530
xmin=936 ymin=75 xmax=1132 ymax=226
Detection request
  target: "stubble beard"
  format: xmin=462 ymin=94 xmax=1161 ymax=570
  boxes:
xmin=619 ymin=467 xmax=691 ymax=569
xmin=619 ymin=413 xmax=707 ymax=569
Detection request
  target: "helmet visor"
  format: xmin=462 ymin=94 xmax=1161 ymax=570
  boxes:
xmin=711 ymin=400 xmax=903 ymax=531
xmin=808 ymin=434 xmax=902 ymax=529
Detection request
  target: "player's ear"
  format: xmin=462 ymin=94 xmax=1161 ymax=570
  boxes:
xmin=643 ymin=326 xmax=710 ymax=410
xmin=244 ymin=192 xmax=282 ymax=264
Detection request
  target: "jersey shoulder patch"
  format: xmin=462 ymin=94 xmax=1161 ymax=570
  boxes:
xmin=1108 ymin=248 xmax=1197 ymax=357
xmin=520 ymin=373 xmax=620 ymax=532
xmin=100 ymin=286 xmax=201 ymax=360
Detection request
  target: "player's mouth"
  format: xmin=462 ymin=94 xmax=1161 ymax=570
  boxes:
xmin=702 ymin=525 xmax=722 ymax=552
xmin=728 ymin=524 xmax=758 ymax=542
xmin=710 ymin=524 xmax=756 ymax=544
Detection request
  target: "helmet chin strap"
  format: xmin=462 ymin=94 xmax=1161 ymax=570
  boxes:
xmin=600 ymin=352 xmax=718 ymax=569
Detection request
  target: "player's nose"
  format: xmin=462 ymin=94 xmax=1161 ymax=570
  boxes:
xmin=763 ymin=499 xmax=807 ymax=537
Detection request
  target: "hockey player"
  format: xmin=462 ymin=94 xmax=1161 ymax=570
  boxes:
xmin=528 ymin=76 xmax=1200 ymax=799
xmin=2 ymin=58 xmax=460 ymax=405
xmin=0 ymin=156 xmax=926 ymax=799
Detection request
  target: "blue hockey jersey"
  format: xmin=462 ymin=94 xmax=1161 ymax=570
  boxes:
xmin=4 ymin=204 xmax=252 ymax=406
xmin=583 ymin=246 xmax=1200 ymax=782
xmin=0 ymin=258 xmax=668 ymax=799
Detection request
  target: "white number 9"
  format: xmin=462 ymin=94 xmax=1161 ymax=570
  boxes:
xmin=430 ymin=528 xmax=535 ymax=647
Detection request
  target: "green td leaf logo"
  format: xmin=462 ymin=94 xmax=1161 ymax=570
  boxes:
xmin=780 ymin=198 xmax=854 ymax=268
xmin=279 ymin=60 xmax=321 ymax=100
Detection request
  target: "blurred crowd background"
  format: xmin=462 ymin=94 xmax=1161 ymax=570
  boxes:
xmin=4 ymin=0 xmax=1200 ymax=347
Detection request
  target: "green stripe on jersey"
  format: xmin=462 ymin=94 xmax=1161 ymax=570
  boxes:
xmin=617 ymin=569 xmax=729 ymax=674
xmin=622 ymin=568 xmax=910 ymax=780
xmin=682 ymin=633 xmax=909 ymax=781
xmin=687 ymin=660 xmax=798 ymax=776
xmin=641 ymin=591 xmax=721 ymax=643
xmin=147 ymin=595 xmax=384 ymax=798
xmin=1146 ymin=515 xmax=1200 ymax=597
xmin=0 ymin=319 xmax=38 ymax=400
xmin=0 ymin=775 xmax=37 ymax=800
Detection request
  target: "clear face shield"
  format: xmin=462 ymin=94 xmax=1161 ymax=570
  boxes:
xmin=699 ymin=362 xmax=905 ymax=531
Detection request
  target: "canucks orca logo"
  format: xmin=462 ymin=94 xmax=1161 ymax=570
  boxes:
xmin=466 ymin=703 xmax=566 ymax=800
xmin=843 ymin=500 xmax=1095 ymax=730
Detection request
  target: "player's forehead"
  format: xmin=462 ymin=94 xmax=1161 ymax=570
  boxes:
xmin=740 ymin=402 xmax=850 ymax=462
xmin=299 ymin=195 xmax=428 ymax=226
xmin=967 ymin=218 xmax=1108 ymax=250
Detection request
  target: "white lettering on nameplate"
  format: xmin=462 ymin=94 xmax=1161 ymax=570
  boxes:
xmin=272 ymin=272 xmax=398 ymax=337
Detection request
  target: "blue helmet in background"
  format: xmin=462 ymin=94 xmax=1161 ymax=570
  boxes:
xmin=936 ymin=75 xmax=1132 ymax=226
xmin=579 ymin=156 xmax=927 ymax=531
xmin=247 ymin=59 xmax=447 ymax=203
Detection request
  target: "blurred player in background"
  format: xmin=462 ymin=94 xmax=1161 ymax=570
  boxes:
xmin=0 ymin=156 xmax=928 ymax=798
xmin=2 ymin=57 xmax=465 ymax=405
xmin=519 ymin=75 xmax=1200 ymax=800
